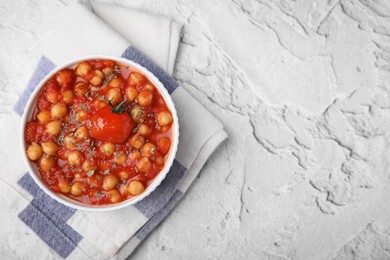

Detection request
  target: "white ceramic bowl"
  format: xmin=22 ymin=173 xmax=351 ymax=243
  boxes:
xmin=20 ymin=55 xmax=179 ymax=211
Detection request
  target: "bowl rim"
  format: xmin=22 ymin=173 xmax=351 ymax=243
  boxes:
xmin=20 ymin=55 xmax=180 ymax=211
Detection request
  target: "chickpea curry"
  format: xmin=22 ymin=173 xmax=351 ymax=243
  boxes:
xmin=25 ymin=59 xmax=174 ymax=205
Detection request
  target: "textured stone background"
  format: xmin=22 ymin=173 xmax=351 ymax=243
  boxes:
xmin=2 ymin=0 xmax=390 ymax=259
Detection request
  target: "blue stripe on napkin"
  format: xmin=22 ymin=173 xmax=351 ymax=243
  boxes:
xmin=18 ymin=173 xmax=82 ymax=258
xmin=14 ymin=56 xmax=56 ymax=116
xmin=135 ymin=160 xmax=186 ymax=218
xmin=121 ymin=46 xmax=178 ymax=94
xmin=136 ymin=190 xmax=183 ymax=240
xmin=18 ymin=174 xmax=77 ymax=222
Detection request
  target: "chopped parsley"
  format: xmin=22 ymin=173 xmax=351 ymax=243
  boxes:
xmin=87 ymin=170 xmax=95 ymax=177
xmin=57 ymin=135 xmax=65 ymax=144
xmin=113 ymin=65 xmax=121 ymax=73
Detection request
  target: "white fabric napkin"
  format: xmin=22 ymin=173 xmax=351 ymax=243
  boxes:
xmin=0 ymin=2 xmax=227 ymax=259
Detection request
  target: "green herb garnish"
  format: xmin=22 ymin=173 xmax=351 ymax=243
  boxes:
xmin=87 ymin=170 xmax=95 ymax=177
xmin=109 ymin=100 xmax=127 ymax=114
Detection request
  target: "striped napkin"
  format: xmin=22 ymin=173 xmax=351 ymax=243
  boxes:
xmin=1 ymin=2 xmax=226 ymax=259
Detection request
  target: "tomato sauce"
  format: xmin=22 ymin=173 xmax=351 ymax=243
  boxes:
xmin=24 ymin=59 xmax=174 ymax=205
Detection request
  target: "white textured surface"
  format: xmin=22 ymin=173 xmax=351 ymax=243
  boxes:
xmin=1 ymin=0 xmax=390 ymax=259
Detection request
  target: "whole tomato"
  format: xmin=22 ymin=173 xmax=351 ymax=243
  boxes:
xmin=91 ymin=102 xmax=134 ymax=144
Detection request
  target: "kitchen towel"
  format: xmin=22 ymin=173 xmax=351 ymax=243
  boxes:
xmin=1 ymin=2 xmax=227 ymax=259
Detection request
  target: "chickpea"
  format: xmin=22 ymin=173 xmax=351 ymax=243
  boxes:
xmin=143 ymin=83 xmax=155 ymax=92
xmin=107 ymin=189 xmax=122 ymax=203
xmin=51 ymin=103 xmax=68 ymax=118
xmin=127 ymin=180 xmax=145 ymax=196
xmin=68 ymin=150 xmax=84 ymax=167
xmin=63 ymin=135 xmax=76 ymax=149
xmin=46 ymin=87 xmax=59 ymax=104
xmin=155 ymin=155 xmax=164 ymax=165
xmin=157 ymin=111 xmax=173 ymax=126
xmin=76 ymin=110 xmax=89 ymax=122
xmin=100 ymin=142 xmax=115 ymax=156
xmin=119 ymin=170 xmax=129 ymax=180
xmin=114 ymin=151 xmax=127 ymax=165
xmin=93 ymin=99 xmax=108 ymax=109
xmin=105 ymin=88 xmax=123 ymax=104
xmin=125 ymin=87 xmax=138 ymax=101
xmin=70 ymin=181 xmax=84 ymax=196
xmin=58 ymin=180 xmax=71 ymax=194
xmin=161 ymin=125 xmax=171 ymax=133
xmin=108 ymin=77 xmax=125 ymax=88
xmin=102 ymin=67 xmax=113 ymax=75
xmin=129 ymin=133 xmax=145 ymax=149
xmin=74 ymin=173 xmax=82 ymax=179
xmin=102 ymin=175 xmax=119 ymax=191
xmin=96 ymin=70 xmax=103 ymax=77
xmin=137 ymin=90 xmax=153 ymax=107
xmin=88 ymin=174 xmax=103 ymax=188
xmin=157 ymin=137 xmax=171 ymax=155
xmin=46 ymin=120 xmax=62 ymax=136
xmin=129 ymin=150 xmax=141 ymax=160
xmin=40 ymin=157 xmax=55 ymax=172
xmin=37 ymin=111 xmax=51 ymax=123
xmin=62 ymin=90 xmax=74 ymax=105
xmin=141 ymin=143 xmax=156 ymax=157
xmin=56 ymin=69 xmax=75 ymax=88
xmin=26 ymin=142 xmax=42 ymax=161
xmin=41 ymin=141 xmax=58 ymax=156
xmin=74 ymin=82 xmax=89 ymax=96
xmin=119 ymin=184 xmax=129 ymax=196
xmin=75 ymin=61 xmax=92 ymax=77
xmin=127 ymin=72 xmax=145 ymax=87
xmin=75 ymin=126 xmax=89 ymax=139
xmin=131 ymin=106 xmax=145 ymax=123
xmin=137 ymin=157 xmax=152 ymax=173
xmin=137 ymin=123 xmax=151 ymax=136
xmin=90 ymin=70 xmax=103 ymax=86
xmin=82 ymin=159 xmax=97 ymax=172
